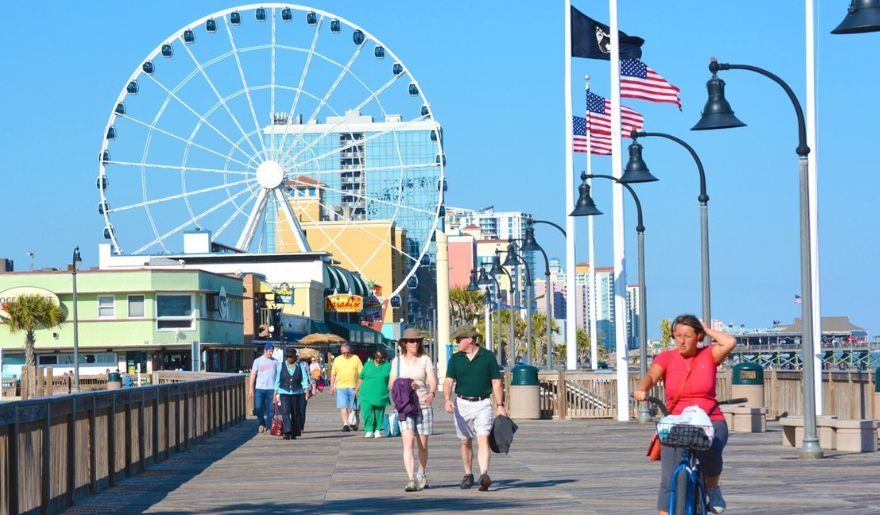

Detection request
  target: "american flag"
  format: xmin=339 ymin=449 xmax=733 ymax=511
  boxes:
xmin=794 ymin=294 xmax=802 ymax=305
xmin=573 ymin=116 xmax=611 ymax=155
xmin=621 ymin=59 xmax=682 ymax=110
xmin=587 ymin=91 xmax=644 ymax=137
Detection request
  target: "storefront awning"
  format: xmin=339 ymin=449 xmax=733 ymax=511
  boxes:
xmin=310 ymin=320 xmax=332 ymax=335
xmin=324 ymin=265 xmax=370 ymax=296
xmin=327 ymin=321 xmax=383 ymax=346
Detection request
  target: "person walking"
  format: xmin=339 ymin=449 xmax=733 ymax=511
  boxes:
xmin=634 ymin=314 xmax=737 ymax=514
xmin=330 ymin=343 xmax=363 ymax=432
xmin=356 ymin=349 xmax=391 ymax=439
xmin=443 ymin=324 xmax=506 ymax=492
xmin=299 ymin=352 xmax=318 ymax=434
xmin=389 ymin=328 xmax=438 ymax=492
xmin=274 ymin=347 xmax=311 ymax=440
xmin=248 ymin=343 xmax=279 ymax=434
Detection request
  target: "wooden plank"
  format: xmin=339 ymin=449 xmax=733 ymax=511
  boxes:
xmin=138 ymin=388 xmax=146 ymax=472
xmin=175 ymin=384 xmax=181 ymax=454
xmin=152 ymin=388 xmax=160 ymax=464
xmin=183 ymin=383 xmax=190 ymax=450
xmin=67 ymin=397 xmax=76 ymax=506
xmin=88 ymin=396 xmax=96 ymax=494
xmin=8 ymin=404 xmax=19 ymax=515
xmin=107 ymin=394 xmax=116 ymax=487
xmin=164 ymin=387 xmax=170 ymax=460
xmin=41 ymin=400 xmax=51 ymax=515
xmin=124 ymin=390 xmax=132 ymax=477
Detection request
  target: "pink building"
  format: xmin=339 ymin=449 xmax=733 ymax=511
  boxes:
xmin=447 ymin=234 xmax=476 ymax=288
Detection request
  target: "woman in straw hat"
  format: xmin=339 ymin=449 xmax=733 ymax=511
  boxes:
xmin=388 ymin=327 xmax=438 ymax=492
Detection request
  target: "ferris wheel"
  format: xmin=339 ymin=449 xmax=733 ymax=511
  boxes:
xmin=97 ymin=4 xmax=445 ymax=298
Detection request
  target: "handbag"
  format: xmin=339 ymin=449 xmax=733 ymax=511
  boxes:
xmin=347 ymin=408 xmax=360 ymax=429
xmin=647 ymin=361 xmax=695 ymax=461
xmin=270 ymin=403 xmax=284 ymax=436
xmin=385 ymin=412 xmax=401 ymax=437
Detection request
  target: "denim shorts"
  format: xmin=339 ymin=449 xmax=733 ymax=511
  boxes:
xmin=336 ymin=388 xmax=357 ymax=409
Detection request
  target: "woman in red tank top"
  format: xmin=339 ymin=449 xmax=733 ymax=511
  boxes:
xmin=634 ymin=315 xmax=737 ymax=515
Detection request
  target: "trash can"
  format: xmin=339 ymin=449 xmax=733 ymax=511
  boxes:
xmin=509 ymin=363 xmax=540 ymax=420
xmin=731 ymin=362 xmax=764 ymax=408
xmin=107 ymin=372 xmax=122 ymax=390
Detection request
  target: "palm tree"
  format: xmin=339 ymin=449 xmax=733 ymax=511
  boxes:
xmin=448 ymin=287 xmax=484 ymax=327
xmin=4 ymin=293 xmax=65 ymax=366
xmin=659 ymin=318 xmax=673 ymax=346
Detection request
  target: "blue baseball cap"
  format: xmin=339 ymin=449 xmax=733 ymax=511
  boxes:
xmin=263 ymin=343 xmax=275 ymax=351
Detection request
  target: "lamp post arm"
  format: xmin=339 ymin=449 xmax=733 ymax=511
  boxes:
xmin=529 ymin=219 xmax=567 ymax=238
xmin=633 ymin=131 xmax=708 ymax=204
xmin=712 ymin=61 xmax=809 ymax=157
xmin=584 ymin=173 xmax=645 ymax=233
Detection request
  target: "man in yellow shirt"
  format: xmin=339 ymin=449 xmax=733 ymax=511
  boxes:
xmin=330 ymin=343 xmax=363 ymax=432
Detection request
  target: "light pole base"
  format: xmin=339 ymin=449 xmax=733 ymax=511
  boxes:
xmin=799 ymin=440 xmax=824 ymax=460
xmin=637 ymin=402 xmax=653 ymax=424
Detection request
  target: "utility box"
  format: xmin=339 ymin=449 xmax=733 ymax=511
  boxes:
xmin=509 ymin=363 xmax=540 ymax=420
xmin=731 ymin=362 xmax=764 ymax=408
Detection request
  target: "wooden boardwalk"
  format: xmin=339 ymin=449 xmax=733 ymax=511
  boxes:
xmin=63 ymin=393 xmax=880 ymax=514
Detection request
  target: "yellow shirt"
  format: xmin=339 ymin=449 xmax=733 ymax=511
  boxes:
xmin=331 ymin=355 xmax=363 ymax=389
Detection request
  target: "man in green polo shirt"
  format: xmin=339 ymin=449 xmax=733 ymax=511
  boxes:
xmin=443 ymin=324 xmax=506 ymax=492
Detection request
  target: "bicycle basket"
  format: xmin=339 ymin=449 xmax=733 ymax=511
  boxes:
xmin=656 ymin=423 xmax=713 ymax=450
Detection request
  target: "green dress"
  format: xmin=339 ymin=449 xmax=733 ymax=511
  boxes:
xmin=357 ymin=359 xmax=391 ymax=406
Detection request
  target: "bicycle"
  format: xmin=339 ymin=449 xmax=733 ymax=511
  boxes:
xmin=646 ymin=396 xmax=747 ymax=515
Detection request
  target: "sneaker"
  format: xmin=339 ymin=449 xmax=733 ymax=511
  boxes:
xmin=349 ymin=424 xmax=358 ymax=431
xmin=364 ymin=431 xmax=374 ymax=438
xmin=707 ymin=486 xmax=726 ymax=514
xmin=404 ymin=480 xmax=418 ymax=492
xmin=460 ymin=474 xmax=474 ymax=489
xmin=283 ymin=433 xmax=291 ymax=440
xmin=478 ymin=474 xmax=492 ymax=491
xmin=374 ymin=432 xmax=384 ymax=439
xmin=258 ymin=425 xmax=265 ymax=434
xmin=416 ymin=472 xmax=428 ymax=490
xmin=342 ymin=425 xmax=351 ymax=432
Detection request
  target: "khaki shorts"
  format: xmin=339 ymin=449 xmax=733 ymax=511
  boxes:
xmin=453 ymin=398 xmax=493 ymax=440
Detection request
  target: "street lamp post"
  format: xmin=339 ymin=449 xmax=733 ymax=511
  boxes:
xmin=71 ymin=246 xmax=82 ymax=393
xmin=693 ymin=58 xmax=823 ymax=459
xmin=503 ymin=241 xmax=531 ymax=365
xmin=570 ymin=172 xmax=651 ymax=423
xmin=626 ymin=130 xmax=712 ymax=342
xmin=491 ymin=251 xmax=516 ymax=367
xmin=520 ymin=224 xmax=553 ymax=369
xmin=479 ymin=266 xmax=504 ymax=363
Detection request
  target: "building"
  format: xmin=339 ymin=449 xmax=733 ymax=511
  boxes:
xmin=265 ymin=111 xmax=443 ymax=328
xmin=0 ymin=267 xmax=245 ymax=378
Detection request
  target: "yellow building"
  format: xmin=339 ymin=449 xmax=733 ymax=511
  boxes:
xmin=275 ymin=183 xmax=408 ymax=323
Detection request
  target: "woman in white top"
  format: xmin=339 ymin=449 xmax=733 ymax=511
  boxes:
xmin=388 ymin=328 xmax=437 ymax=492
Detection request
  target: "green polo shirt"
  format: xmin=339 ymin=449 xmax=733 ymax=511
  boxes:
xmin=446 ymin=346 xmax=501 ymax=397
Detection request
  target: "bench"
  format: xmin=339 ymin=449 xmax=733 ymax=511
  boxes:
xmin=721 ymin=405 xmax=769 ymax=433
xmin=780 ymin=416 xmax=878 ymax=452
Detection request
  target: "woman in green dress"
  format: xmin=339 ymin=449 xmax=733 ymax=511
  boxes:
xmin=355 ymin=349 xmax=391 ymax=438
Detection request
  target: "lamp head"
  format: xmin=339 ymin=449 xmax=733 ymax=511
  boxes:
xmin=519 ymin=226 xmax=542 ymax=253
xmin=691 ymin=72 xmax=746 ymax=131
xmin=502 ymin=241 xmax=521 ymax=267
xmin=832 ymin=0 xmax=880 ymax=34
xmin=569 ymin=173 xmax=603 ymax=217
xmin=72 ymin=246 xmax=82 ymax=264
xmin=477 ymin=267 xmax=492 ymax=288
xmin=466 ymin=269 xmax=480 ymax=291
xmin=620 ymin=140 xmax=659 ymax=183
xmin=490 ymin=253 xmax=504 ymax=276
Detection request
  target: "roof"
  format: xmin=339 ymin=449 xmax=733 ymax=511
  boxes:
xmin=288 ymin=175 xmax=324 ymax=187
xmin=777 ymin=316 xmax=866 ymax=334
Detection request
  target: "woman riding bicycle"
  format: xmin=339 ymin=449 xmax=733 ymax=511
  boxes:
xmin=634 ymin=314 xmax=737 ymax=515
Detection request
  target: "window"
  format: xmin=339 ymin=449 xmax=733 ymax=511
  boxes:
xmin=98 ymin=296 xmax=115 ymax=318
xmin=128 ymin=295 xmax=145 ymax=318
xmin=157 ymin=294 xmax=194 ymax=330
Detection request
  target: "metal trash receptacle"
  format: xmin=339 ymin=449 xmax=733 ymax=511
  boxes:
xmin=509 ymin=363 xmax=540 ymax=419
xmin=731 ymin=362 xmax=764 ymax=408
xmin=107 ymin=372 xmax=122 ymax=390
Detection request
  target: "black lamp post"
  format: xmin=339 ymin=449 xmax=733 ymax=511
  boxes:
xmin=570 ymin=172 xmax=651 ymax=423
xmin=832 ymin=0 xmax=880 ymax=33
xmin=520 ymin=222 xmax=554 ymax=368
xmin=72 ymin=246 xmax=82 ymax=393
xmin=491 ymin=251 xmax=516 ymax=367
xmin=693 ymin=58 xmax=822 ymax=460
xmin=503 ymin=241 xmax=531 ymax=365
xmin=476 ymin=268 xmax=497 ymax=353
xmin=627 ymin=129 xmax=713 ymax=343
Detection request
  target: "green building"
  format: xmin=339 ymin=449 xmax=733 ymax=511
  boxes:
xmin=0 ymin=268 xmax=244 ymax=377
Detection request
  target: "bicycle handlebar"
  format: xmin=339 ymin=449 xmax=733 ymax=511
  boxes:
xmin=642 ymin=396 xmax=749 ymax=418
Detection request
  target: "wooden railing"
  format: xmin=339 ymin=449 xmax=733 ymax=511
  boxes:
xmin=0 ymin=373 xmax=246 ymax=514
xmin=537 ymin=369 xmax=878 ymax=421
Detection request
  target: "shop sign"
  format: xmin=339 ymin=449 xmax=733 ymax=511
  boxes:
xmin=0 ymin=287 xmax=61 ymax=320
xmin=324 ymin=294 xmax=363 ymax=313
xmin=274 ymin=282 xmax=293 ymax=304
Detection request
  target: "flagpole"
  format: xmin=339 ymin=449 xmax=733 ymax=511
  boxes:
xmin=586 ymin=75 xmax=599 ymax=371
xmin=805 ymin=0 xmax=823 ymax=416
xmin=564 ymin=0 xmax=578 ymax=371
xmin=609 ymin=0 xmax=629 ymax=422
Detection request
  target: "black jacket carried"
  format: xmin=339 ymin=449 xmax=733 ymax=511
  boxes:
xmin=489 ymin=415 xmax=518 ymax=454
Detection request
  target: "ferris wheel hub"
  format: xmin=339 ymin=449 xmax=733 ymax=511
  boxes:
xmin=256 ymin=160 xmax=285 ymax=189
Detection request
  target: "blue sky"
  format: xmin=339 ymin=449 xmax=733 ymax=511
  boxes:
xmin=0 ymin=1 xmax=877 ymax=338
